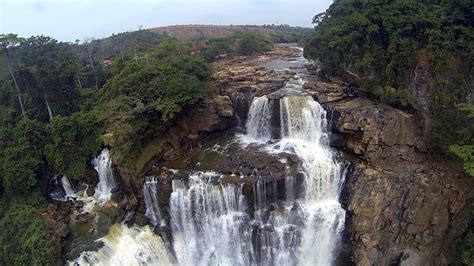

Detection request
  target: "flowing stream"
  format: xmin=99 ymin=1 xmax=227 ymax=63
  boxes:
xmin=51 ymin=174 xmax=75 ymax=201
xmin=92 ymin=148 xmax=117 ymax=202
xmin=143 ymin=176 xmax=164 ymax=227
xmin=71 ymin=48 xmax=346 ymax=265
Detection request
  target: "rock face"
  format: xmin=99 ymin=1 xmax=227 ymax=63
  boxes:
xmin=115 ymin=46 xmax=297 ymax=192
xmin=307 ymin=81 xmax=472 ymax=265
xmin=100 ymin=44 xmax=472 ymax=265
xmin=41 ymin=202 xmax=73 ymax=265
xmin=114 ymin=95 xmax=236 ymax=192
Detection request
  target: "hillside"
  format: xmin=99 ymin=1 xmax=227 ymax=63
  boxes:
xmin=149 ymin=24 xmax=312 ymax=41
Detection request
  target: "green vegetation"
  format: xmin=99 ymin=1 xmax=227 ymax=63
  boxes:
xmin=0 ymin=205 xmax=55 ymax=265
xmin=305 ymin=0 xmax=473 ymax=171
xmin=0 ymin=31 xmax=212 ymax=263
xmin=260 ymin=24 xmax=313 ymax=43
xmin=44 ymin=110 xmax=102 ymax=180
xmin=203 ymin=31 xmax=273 ymax=60
xmin=305 ymin=1 xmax=473 ymax=263
xmin=101 ymin=39 xmax=211 ymax=162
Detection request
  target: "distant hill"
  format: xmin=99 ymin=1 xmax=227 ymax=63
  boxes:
xmin=0 ymin=24 xmax=313 ymax=79
xmin=149 ymin=24 xmax=313 ymax=42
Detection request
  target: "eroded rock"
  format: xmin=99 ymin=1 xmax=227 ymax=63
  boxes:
xmin=308 ymin=80 xmax=473 ymax=265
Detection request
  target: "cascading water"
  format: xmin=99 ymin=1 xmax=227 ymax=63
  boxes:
xmin=170 ymin=172 xmax=252 ymax=265
xmin=143 ymin=176 xmax=164 ymax=227
xmin=68 ymin=224 xmax=173 ymax=266
xmin=51 ymin=174 xmax=75 ymax=201
xmin=71 ymin=47 xmax=346 ymax=265
xmin=276 ymin=95 xmax=346 ymax=265
xmin=167 ymin=93 xmax=346 ymax=266
xmin=92 ymin=149 xmax=117 ymax=202
xmin=245 ymin=96 xmax=273 ymax=141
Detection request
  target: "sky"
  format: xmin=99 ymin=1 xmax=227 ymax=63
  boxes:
xmin=0 ymin=0 xmax=332 ymax=42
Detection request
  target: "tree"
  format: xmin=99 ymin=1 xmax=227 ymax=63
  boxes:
xmin=0 ymin=119 xmax=48 ymax=194
xmin=17 ymin=35 xmax=81 ymax=121
xmin=0 ymin=205 xmax=55 ymax=265
xmin=101 ymin=40 xmax=211 ymax=162
xmin=44 ymin=110 xmax=102 ymax=180
xmin=0 ymin=34 xmax=26 ymax=118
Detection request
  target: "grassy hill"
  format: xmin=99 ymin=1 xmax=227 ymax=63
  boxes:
xmin=150 ymin=24 xmax=312 ymax=42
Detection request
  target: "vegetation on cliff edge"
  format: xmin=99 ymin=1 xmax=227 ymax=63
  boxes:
xmin=305 ymin=0 xmax=473 ymax=263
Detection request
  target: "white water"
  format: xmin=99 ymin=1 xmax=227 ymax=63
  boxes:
xmin=245 ymin=96 xmax=273 ymax=141
xmin=271 ymin=95 xmax=346 ymax=265
xmin=92 ymin=149 xmax=117 ymax=202
xmin=51 ymin=174 xmax=76 ymax=201
xmin=143 ymin=176 xmax=164 ymax=227
xmin=167 ymin=94 xmax=346 ymax=266
xmin=71 ymin=48 xmax=346 ymax=265
xmin=68 ymin=224 xmax=173 ymax=266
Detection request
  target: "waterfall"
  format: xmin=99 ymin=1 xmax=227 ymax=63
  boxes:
xmin=92 ymin=149 xmax=117 ymax=202
xmin=245 ymin=96 xmax=273 ymax=141
xmin=165 ymin=94 xmax=346 ymax=266
xmin=68 ymin=224 xmax=173 ymax=266
xmin=273 ymin=95 xmax=346 ymax=265
xmin=51 ymin=174 xmax=75 ymax=201
xmin=71 ymin=48 xmax=346 ymax=265
xmin=143 ymin=176 xmax=164 ymax=227
xmin=170 ymin=172 xmax=253 ymax=265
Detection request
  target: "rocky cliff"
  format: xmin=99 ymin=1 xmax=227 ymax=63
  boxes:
xmin=113 ymin=45 xmax=297 ymax=193
xmin=306 ymin=81 xmax=473 ymax=265
xmin=105 ymin=44 xmax=473 ymax=265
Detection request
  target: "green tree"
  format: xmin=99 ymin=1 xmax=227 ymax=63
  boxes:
xmin=0 ymin=119 xmax=48 ymax=195
xmin=44 ymin=110 xmax=102 ymax=180
xmin=101 ymin=40 xmax=211 ymax=162
xmin=0 ymin=205 xmax=55 ymax=265
xmin=17 ymin=35 xmax=81 ymax=122
xmin=0 ymin=33 xmax=26 ymax=118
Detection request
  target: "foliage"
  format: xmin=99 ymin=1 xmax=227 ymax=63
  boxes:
xmin=101 ymin=40 xmax=211 ymax=162
xmin=305 ymin=0 xmax=473 ymax=108
xmin=16 ymin=35 xmax=81 ymax=121
xmin=448 ymin=104 xmax=474 ymax=177
xmin=305 ymin=1 xmax=474 ymax=262
xmin=44 ymin=110 xmax=102 ymax=180
xmin=0 ymin=119 xmax=48 ymax=195
xmin=305 ymin=0 xmax=474 ymax=160
xmin=237 ymin=31 xmax=273 ymax=55
xmin=203 ymin=31 xmax=273 ymax=60
xmin=0 ymin=204 xmax=55 ymax=265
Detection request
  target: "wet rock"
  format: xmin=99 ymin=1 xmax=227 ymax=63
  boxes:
xmin=75 ymin=212 xmax=96 ymax=224
xmin=86 ymin=186 xmax=95 ymax=197
xmin=75 ymin=200 xmax=84 ymax=210
xmin=399 ymin=249 xmax=422 ymax=266
xmin=55 ymin=221 xmax=69 ymax=238
xmin=110 ymin=187 xmax=124 ymax=202
xmin=134 ymin=212 xmax=148 ymax=227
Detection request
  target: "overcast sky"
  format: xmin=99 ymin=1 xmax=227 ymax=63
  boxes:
xmin=0 ymin=0 xmax=332 ymax=42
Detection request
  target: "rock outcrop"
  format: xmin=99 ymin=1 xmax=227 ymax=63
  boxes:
xmin=114 ymin=45 xmax=298 ymax=192
xmin=306 ymin=81 xmax=473 ymax=265
xmin=114 ymin=96 xmax=236 ymax=192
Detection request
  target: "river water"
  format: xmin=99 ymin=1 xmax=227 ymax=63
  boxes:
xmin=68 ymin=47 xmax=347 ymax=266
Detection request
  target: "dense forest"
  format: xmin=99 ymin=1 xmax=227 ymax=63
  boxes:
xmin=0 ymin=28 xmax=278 ymax=264
xmin=304 ymin=0 xmax=473 ymax=264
